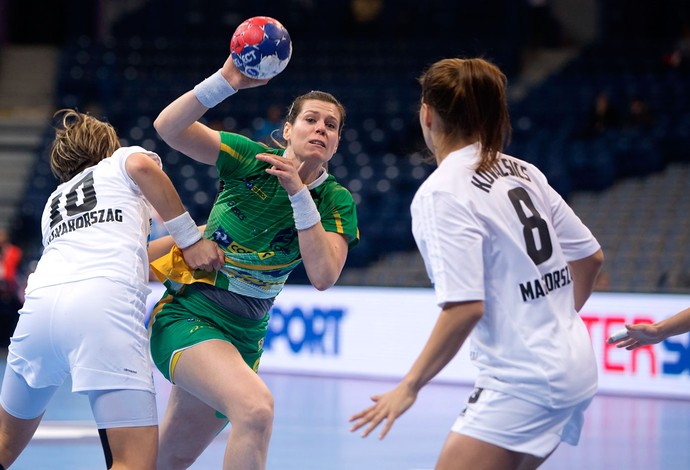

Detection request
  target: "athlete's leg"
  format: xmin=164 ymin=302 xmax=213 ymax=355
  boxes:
xmin=0 ymin=406 xmax=42 ymax=468
xmin=436 ymin=432 xmax=548 ymax=470
xmin=516 ymin=449 xmax=554 ymax=470
xmin=97 ymin=426 xmax=158 ymax=470
xmin=157 ymin=385 xmax=229 ymax=469
xmin=0 ymin=367 xmax=58 ymax=468
xmin=88 ymin=389 xmax=158 ymax=470
xmin=163 ymin=339 xmax=273 ymax=470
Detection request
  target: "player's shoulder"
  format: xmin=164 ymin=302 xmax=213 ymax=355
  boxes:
xmin=420 ymin=159 xmax=473 ymax=196
xmin=220 ymin=131 xmax=252 ymax=146
xmin=111 ymin=145 xmax=161 ymax=163
xmin=220 ymin=131 xmax=279 ymax=154
xmin=218 ymin=132 xmax=283 ymax=176
xmin=310 ymin=173 xmax=352 ymax=202
xmin=500 ymin=152 xmax=546 ymax=179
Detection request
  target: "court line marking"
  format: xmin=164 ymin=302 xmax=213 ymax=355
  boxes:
xmin=34 ymin=422 xmax=98 ymax=440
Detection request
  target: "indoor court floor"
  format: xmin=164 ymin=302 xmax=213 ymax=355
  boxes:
xmin=2 ymin=352 xmax=690 ymax=470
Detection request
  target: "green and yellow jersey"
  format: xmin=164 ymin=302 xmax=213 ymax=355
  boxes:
xmin=152 ymin=131 xmax=359 ymax=299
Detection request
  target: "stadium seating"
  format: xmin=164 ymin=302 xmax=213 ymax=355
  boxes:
xmin=12 ymin=0 xmax=690 ymax=292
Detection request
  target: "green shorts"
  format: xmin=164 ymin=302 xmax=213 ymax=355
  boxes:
xmin=149 ymin=286 xmax=269 ymax=383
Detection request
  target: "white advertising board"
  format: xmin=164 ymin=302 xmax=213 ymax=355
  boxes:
xmin=147 ymin=284 xmax=690 ymax=399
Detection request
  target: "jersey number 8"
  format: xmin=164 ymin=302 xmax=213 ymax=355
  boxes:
xmin=508 ymin=187 xmax=553 ymax=265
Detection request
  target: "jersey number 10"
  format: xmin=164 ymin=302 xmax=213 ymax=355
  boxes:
xmin=49 ymin=172 xmax=98 ymax=228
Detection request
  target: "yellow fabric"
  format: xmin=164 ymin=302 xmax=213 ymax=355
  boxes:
xmin=170 ymin=350 xmax=184 ymax=383
xmin=150 ymin=245 xmax=217 ymax=286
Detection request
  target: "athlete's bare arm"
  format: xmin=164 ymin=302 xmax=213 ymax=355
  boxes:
xmin=154 ymin=56 xmax=268 ymax=165
xmin=568 ymin=249 xmax=604 ymax=312
xmin=126 ymin=153 xmax=223 ymax=272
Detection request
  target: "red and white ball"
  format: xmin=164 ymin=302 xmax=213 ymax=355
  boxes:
xmin=230 ymin=16 xmax=292 ymax=80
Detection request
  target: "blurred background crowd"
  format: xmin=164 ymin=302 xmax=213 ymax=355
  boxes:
xmin=0 ymin=0 xmax=689 ymax=332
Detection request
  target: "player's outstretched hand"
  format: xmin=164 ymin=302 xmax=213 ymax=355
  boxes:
xmin=220 ymin=56 xmax=270 ymax=91
xmin=607 ymin=323 xmax=662 ymax=350
xmin=181 ymin=239 xmax=225 ymax=272
xmin=349 ymin=384 xmax=418 ymax=440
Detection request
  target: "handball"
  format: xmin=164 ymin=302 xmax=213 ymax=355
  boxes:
xmin=230 ymin=16 xmax=292 ymax=80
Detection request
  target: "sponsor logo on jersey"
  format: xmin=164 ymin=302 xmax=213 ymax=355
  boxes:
xmin=229 ymin=269 xmax=285 ymax=290
xmin=211 ymin=226 xmax=276 ymax=259
xmin=251 ymin=186 xmax=267 ymax=200
xmin=227 ymin=200 xmax=247 ymax=220
xmin=242 ymin=177 xmax=267 ymax=200
xmin=269 ymin=228 xmax=297 ymax=255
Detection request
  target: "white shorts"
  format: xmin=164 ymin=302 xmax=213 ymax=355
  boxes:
xmin=6 ymin=277 xmax=155 ymax=393
xmin=0 ymin=366 xmax=157 ymax=427
xmin=451 ymin=388 xmax=592 ymax=458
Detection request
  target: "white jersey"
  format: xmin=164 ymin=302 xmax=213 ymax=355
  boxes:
xmin=411 ymin=143 xmax=600 ymax=408
xmin=27 ymin=146 xmax=162 ymax=294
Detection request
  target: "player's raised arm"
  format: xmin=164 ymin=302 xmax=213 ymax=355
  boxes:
xmin=125 ymin=152 xmax=224 ymax=272
xmin=154 ymin=17 xmax=289 ymax=166
xmin=153 ymin=60 xmax=269 ymax=165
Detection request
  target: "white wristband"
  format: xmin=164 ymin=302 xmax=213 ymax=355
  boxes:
xmin=163 ymin=211 xmax=202 ymax=249
xmin=193 ymin=69 xmax=237 ymax=108
xmin=289 ymin=186 xmax=321 ymax=231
